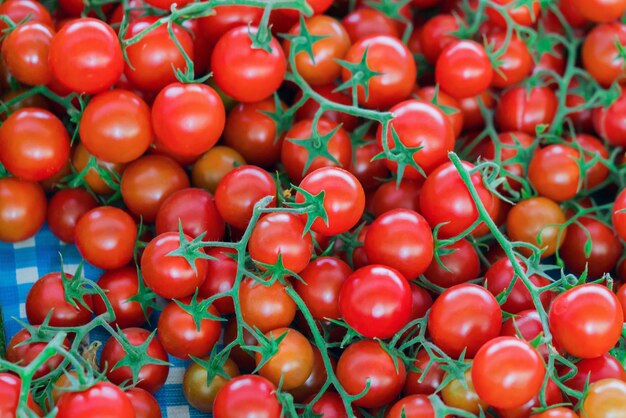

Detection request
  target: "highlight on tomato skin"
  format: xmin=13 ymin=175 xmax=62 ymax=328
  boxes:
xmin=1 ymin=0 xmax=626 ymax=416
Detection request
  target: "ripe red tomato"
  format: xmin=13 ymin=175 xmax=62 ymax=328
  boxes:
xmin=49 ymin=18 xmax=123 ymax=94
xmin=530 ymin=407 xmax=580 ymax=418
xmin=458 ymin=89 xmax=495 ymax=130
xmin=296 ymin=167 xmax=365 ymax=236
xmin=100 ymin=327 xmax=169 ymax=393
xmin=436 ymin=40 xmax=493 ymax=99
xmin=428 ymin=284 xmax=502 ymax=357
xmin=423 ymin=239 xmax=480 ymax=288
xmin=0 ymin=177 xmax=46 ymax=243
xmin=1 ymin=22 xmax=53 ymax=86
xmin=569 ymin=134 xmax=609 ymax=190
xmin=582 ymin=22 xmax=626 ymax=87
xmin=79 ymin=89 xmax=152 ymax=164
xmin=337 ymin=340 xmax=406 ymax=408
xmin=593 ymin=91 xmax=626 ymax=147
xmin=6 ymin=328 xmax=67 ymax=379
xmin=126 ymin=388 xmax=162 ymax=418
xmin=339 ymin=264 xmax=412 ymax=339
xmin=248 ymin=212 xmax=313 ymax=274
xmin=124 ymin=17 xmax=194 ymax=92
xmin=420 ymin=160 xmax=498 ymax=238
xmin=120 ymin=155 xmax=190 ymax=223
xmin=486 ymin=0 xmax=540 ymax=27
xmin=0 ymin=373 xmax=42 ymax=417
xmin=403 ymin=350 xmax=444 ymax=396
xmin=419 ymin=14 xmax=459 ymax=63
xmin=500 ymin=310 xmax=551 ymax=359
xmin=295 ymin=256 xmax=352 ymax=321
xmin=415 ymin=86 xmax=464 ymax=137
xmin=570 ymin=0 xmax=626 ymax=23
xmin=213 ymin=375 xmax=282 ymax=418
xmin=152 ymin=83 xmax=225 ymax=157
xmin=495 ymin=86 xmax=557 ymax=134
xmin=47 ymin=188 xmax=98 ymax=244
xmin=239 ymin=279 xmax=296 ymax=333
xmin=365 ymin=209 xmax=433 ymax=279
xmin=93 ymin=266 xmax=150 ymax=328
xmin=0 ymin=108 xmax=70 ymax=181
xmin=350 ymin=140 xmax=390 ymax=190
xmin=497 ymin=377 xmax=564 ymax=418
xmin=0 ymin=0 xmax=52 ymax=32
xmin=198 ymin=5 xmax=261 ymax=44
xmin=75 ymin=206 xmax=137 ymax=270
xmin=306 ymin=392 xmax=352 ymax=417
xmin=529 ymin=144 xmax=581 ymax=202
xmin=211 ymin=26 xmax=286 ymax=103
xmin=155 ymin=188 xmax=225 ymax=242
xmin=472 ymin=337 xmax=545 ymax=409
xmin=282 ymin=118 xmax=352 ymax=183
xmin=370 ymin=179 xmax=421 ymax=217
xmin=56 ymin=382 xmax=135 ymax=418
xmin=549 ymin=284 xmax=623 ymax=358
xmin=612 ymin=188 xmax=626 ymax=241
xmin=157 ymin=297 xmax=221 ymax=359
xmin=377 ymin=99 xmax=455 ymax=178
xmin=342 ymin=8 xmax=400 ymax=42
xmin=214 ymin=165 xmax=277 ymax=230
xmin=341 ymin=35 xmax=416 ymax=109
xmin=560 ymin=353 xmax=626 ymax=392
xmin=141 ymin=231 xmax=208 ymax=299
xmin=387 ymin=395 xmax=434 ymax=418
xmin=483 ymin=131 xmax=536 ymax=191
xmin=488 ymin=32 xmax=533 ymax=88
xmin=25 ymin=271 xmax=93 ymax=327
xmin=197 ymin=247 xmax=237 ymax=314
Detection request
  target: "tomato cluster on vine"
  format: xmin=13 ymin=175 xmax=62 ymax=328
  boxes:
xmin=1 ymin=0 xmax=626 ymax=417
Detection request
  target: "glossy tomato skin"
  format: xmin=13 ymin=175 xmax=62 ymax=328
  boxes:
xmin=428 ymin=284 xmax=502 ymax=358
xmin=93 ymin=266 xmax=150 ymax=328
xmin=420 ymin=161 xmax=497 ymax=238
xmin=570 ymin=0 xmax=626 ymax=23
xmin=472 ymin=337 xmax=545 ymax=409
xmin=183 ymin=358 xmax=239 ymax=413
xmin=100 ymin=327 xmax=169 ymax=393
xmin=529 ymin=144 xmax=580 ymax=202
xmin=378 ymin=99 xmax=455 ymax=178
xmin=0 ymin=108 xmax=70 ymax=181
xmin=213 ymin=375 xmax=282 ymax=418
xmin=141 ymin=232 xmax=208 ymax=299
xmin=56 ymin=382 xmax=135 ymax=418
xmin=561 ymin=217 xmax=622 ymax=278
xmin=152 ymin=83 xmax=225 ymax=157
xmin=336 ymin=339 xmax=406 ymax=408
xmin=415 ymin=86 xmax=464 ymax=137
xmin=371 ymin=180 xmax=421 ymax=217
xmin=214 ymin=165 xmax=276 ymax=229
xmin=581 ymin=378 xmax=626 ymax=418
xmin=506 ymin=197 xmax=567 ymax=258
xmin=529 ymin=407 xmax=579 ymax=418
xmin=282 ymin=118 xmax=352 ymax=183
xmin=191 ymin=146 xmax=245 ymax=193
xmin=582 ymin=22 xmax=626 ymax=87
xmin=423 ymin=239 xmax=480 ymax=288
xmin=1 ymin=22 xmax=53 ymax=86
xmin=486 ymin=0 xmax=540 ymax=27
xmin=6 ymin=328 xmax=67 ymax=379
xmin=386 ymin=395 xmax=434 ymax=418
xmin=199 ymin=6 xmax=262 ymax=44
xmin=79 ymin=89 xmax=152 ymax=164
xmin=306 ymin=392 xmax=351 ymax=417
xmin=224 ymin=98 xmax=283 ymax=167
xmin=341 ymin=35 xmax=416 ymax=109
xmin=211 ymin=26 xmax=286 ymax=103
xmin=0 ymin=0 xmax=52 ymax=32
xmin=495 ymin=86 xmax=557 ymax=135
xmin=49 ymin=18 xmax=123 ymax=94
xmin=342 ymin=8 xmax=400 ymax=43
xmin=560 ymin=353 xmax=626 ymax=392
xmin=120 ymin=155 xmax=190 ymax=223
xmin=239 ymin=279 xmax=296 ymax=333
xmin=488 ymin=32 xmax=533 ymax=88
xmin=197 ymin=247 xmax=237 ymax=314
xmin=593 ymin=91 xmax=626 ymax=147
xmin=155 ymin=188 xmax=225 ymax=242
xmin=0 ymin=373 xmax=43 ymax=417
xmin=157 ymin=298 xmax=221 ymax=359
xmin=612 ymin=188 xmax=626 ymax=241
xmin=248 ymin=212 xmax=313 ymax=274
xmin=403 ymin=350 xmax=444 ymax=395
xmin=0 ymin=178 xmax=46 ymax=243
xmin=26 ymin=272 xmax=93 ymax=327
xmin=75 ymin=206 xmax=137 ymax=270
xmin=295 ymin=256 xmax=352 ymax=321
xmin=436 ymin=40 xmax=493 ymax=99
xmin=296 ymin=167 xmax=365 ymax=236
xmin=365 ymin=209 xmax=433 ymax=279
xmin=126 ymin=388 xmax=162 ymax=418
xmin=497 ymin=377 xmax=564 ymax=418
xmin=47 ymin=188 xmax=98 ymax=243
xmin=124 ymin=18 xmax=193 ymax=92
xmin=549 ymin=284 xmax=623 ymax=358
xmin=419 ymin=14 xmax=459 ymax=63
xmin=255 ymin=328 xmax=314 ymax=390
xmin=339 ymin=264 xmax=412 ymax=339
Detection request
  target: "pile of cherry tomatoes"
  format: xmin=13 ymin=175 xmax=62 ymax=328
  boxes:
xmin=1 ymin=0 xmax=626 ymax=416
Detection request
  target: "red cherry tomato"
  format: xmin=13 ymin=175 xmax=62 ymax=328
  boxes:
xmin=0 ymin=178 xmax=46 ymax=243
xmin=1 ymin=22 xmax=54 ymax=86
xmin=47 ymin=188 xmax=98 ymax=244
xmin=213 ymin=375 xmax=282 ymax=418
xmin=495 ymin=86 xmax=557 ymax=134
xmin=436 ymin=40 xmax=493 ymax=99
xmin=423 ymin=239 xmax=480 ymax=288
xmin=612 ymin=188 xmax=626 ymax=241
xmin=93 ymin=266 xmax=151 ymax=328
xmin=56 ymin=382 xmax=135 ymax=418
xmin=6 ymin=328 xmax=68 ymax=379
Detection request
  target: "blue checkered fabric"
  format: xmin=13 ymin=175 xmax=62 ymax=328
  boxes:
xmin=0 ymin=224 xmax=211 ymax=417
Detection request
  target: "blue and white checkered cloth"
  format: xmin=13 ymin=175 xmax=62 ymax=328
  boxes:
xmin=0 ymin=224 xmax=211 ymax=417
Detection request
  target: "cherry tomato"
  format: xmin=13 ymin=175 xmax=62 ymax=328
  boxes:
xmin=214 ymin=165 xmax=276 ymax=229
xmin=458 ymin=90 xmax=495 ymax=130
xmin=582 ymin=22 xmax=626 ymax=87
xmin=211 ymin=26 xmax=286 ymax=103
xmin=199 ymin=6 xmax=262 ymax=44
xmin=488 ymin=32 xmax=533 ymax=88
xmin=342 ymin=8 xmax=399 ymax=43
xmin=436 ymin=40 xmax=493 ymax=99
xmin=506 ymin=197 xmax=567 ymax=258
xmin=75 ymin=206 xmax=137 ymax=270
xmin=549 ymin=284 xmax=623 ymax=358
xmin=0 ymin=0 xmax=52 ymax=33
xmin=387 ymin=395 xmax=435 ymax=418
xmin=561 ymin=353 xmax=626 ymax=392
xmin=350 ymin=140 xmax=390 ymax=190
xmin=100 ymin=327 xmax=169 ymax=393
xmin=497 ymin=377 xmax=564 ymax=418
xmin=336 ymin=339 xmax=406 ymax=408
xmin=530 ymin=407 xmax=580 ymax=418
xmin=213 ymin=375 xmax=282 ymax=418
xmin=6 ymin=328 xmax=68 ymax=379
xmin=371 ymin=180 xmax=421 ymax=217
xmin=428 ymin=284 xmax=502 ymax=358
xmin=56 ymin=382 xmax=135 ymax=418
xmin=46 ymin=188 xmax=97 ymax=244
xmin=594 ymin=91 xmax=626 ymax=147
xmin=581 ymin=378 xmax=626 ymax=418
xmin=196 ymin=247 xmax=237 ymax=314
xmin=423 ymin=239 xmax=480 ymax=288
xmin=290 ymin=347 xmax=334 ymax=402
xmin=120 ymin=155 xmax=190 ymax=223
xmin=570 ymin=0 xmax=626 ymax=23
xmin=282 ymin=118 xmax=352 ymax=183
xmin=191 ymin=146 xmax=246 ymax=193
xmin=486 ymin=0 xmax=540 ymax=27
xmin=441 ymin=369 xmax=487 ymax=413
xmin=415 ymin=86 xmax=464 ymax=137
xmin=306 ymin=392 xmax=352 ymax=417
xmin=341 ymin=35 xmax=416 ymax=109
xmin=483 ymin=131 xmax=536 ymax=191
xmin=0 ymin=108 xmax=70 ymax=181
xmin=495 ymin=86 xmax=557 ymax=135
xmin=419 ymin=14 xmax=459 ymax=63
xmin=157 ymin=297 xmax=221 ymax=359
xmin=0 ymin=177 xmax=46 ymax=242
xmin=339 ymin=264 xmax=412 ymax=339
xmin=223 ymin=317 xmax=258 ymax=372
xmin=183 ymin=358 xmax=239 ymax=413
xmin=377 ymin=99 xmax=455 ymax=178
xmin=403 ymin=350 xmax=445 ymax=395
xmin=529 ymin=144 xmax=581 ymax=201
xmin=612 ymin=188 xmax=626 ymax=241
xmin=1 ymin=22 xmax=53 ymax=86
xmin=93 ymin=266 xmax=150 ymax=328
xmin=0 ymin=373 xmax=43 ymax=417
xmin=500 ymin=310 xmax=551 ymax=359
xmin=71 ymin=143 xmax=125 ymax=196
xmin=126 ymin=388 xmax=162 ymax=418
xmin=239 ymin=279 xmax=296 ymax=333
xmin=49 ymin=18 xmax=123 ymax=94
xmin=296 ymin=167 xmax=365 ymax=236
